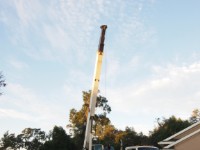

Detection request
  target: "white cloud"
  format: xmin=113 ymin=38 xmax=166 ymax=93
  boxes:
xmin=9 ymin=59 xmax=28 ymax=70
xmin=108 ymin=61 xmax=200 ymax=134
xmin=0 ymin=0 xmax=158 ymax=135
xmin=0 ymin=0 xmax=156 ymax=63
xmin=14 ymin=0 xmax=30 ymax=26
xmin=0 ymin=108 xmax=32 ymax=121
xmin=13 ymin=0 xmax=42 ymax=27
xmin=106 ymin=57 xmax=120 ymax=78
xmin=0 ymin=83 xmax=67 ymax=127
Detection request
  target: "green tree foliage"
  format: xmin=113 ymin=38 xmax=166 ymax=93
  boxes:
xmin=120 ymin=127 xmax=149 ymax=149
xmin=149 ymin=116 xmax=191 ymax=148
xmin=1 ymin=89 xmax=198 ymax=149
xmin=19 ymin=128 xmax=46 ymax=150
xmin=0 ymin=127 xmax=74 ymax=150
xmin=0 ymin=128 xmax=46 ymax=150
xmin=41 ymin=126 xmax=74 ymax=150
xmin=67 ymin=91 xmax=111 ymax=149
xmin=189 ymin=108 xmax=200 ymax=124
xmin=0 ymin=131 xmax=17 ymax=150
xmin=0 ymin=72 xmax=6 ymax=95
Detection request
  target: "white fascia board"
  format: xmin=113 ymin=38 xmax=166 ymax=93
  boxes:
xmin=158 ymin=141 xmax=174 ymax=145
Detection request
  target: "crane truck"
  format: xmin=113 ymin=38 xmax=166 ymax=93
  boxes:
xmin=83 ymin=25 xmax=108 ymax=150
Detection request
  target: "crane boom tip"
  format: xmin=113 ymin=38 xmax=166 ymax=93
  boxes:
xmin=100 ymin=25 xmax=107 ymax=30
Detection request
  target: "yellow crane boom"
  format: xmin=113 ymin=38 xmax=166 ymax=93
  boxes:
xmin=83 ymin=25 xmax=107 ymax=150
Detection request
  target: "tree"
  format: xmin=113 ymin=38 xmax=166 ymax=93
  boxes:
xmin=113 ymin=129 xmax=126 ymax=150
xmin=19 ymin=128 xmax=46 ymax=150
xmin=98 ymin=124 xmax=116 ymax=146
xmin=120 ymin=127 xmax=149 ymax=149
xmin=149 ymin=116 xmax=191 ymax=148
xmin=189 ymin=109 xmax=200 ymax=124
xmin=0 ymin=128 xmax=47 ymax=150
xmin=0 ymin=72 xmax=6 ymax=95
xmin=41 ymin=126 xmax=74 ymax=150
xmin=67 ymin=91 xmax=112 ymax=149
xmin=0 ymin=131 xmax=17 ymax=150
xmin=0 ymin=127 xmax=74 ymax=150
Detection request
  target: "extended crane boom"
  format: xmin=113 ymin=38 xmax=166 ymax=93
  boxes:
xmin=83 ymin=25 xmax=107 ymax=150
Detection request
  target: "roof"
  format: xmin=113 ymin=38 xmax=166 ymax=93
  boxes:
xmin=164 ymin=128 xmax=200 ymax=148
xmin=162 ymin=121 xmax=200 ymax=142
xmin=158 ymin=121 xmax=200 ymax=149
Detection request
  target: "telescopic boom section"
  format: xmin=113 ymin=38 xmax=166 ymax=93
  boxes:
xmin=98 ymin=25 xmax=107 ymax=53
xmin=83 ymin=25 xmax=107 ymax=150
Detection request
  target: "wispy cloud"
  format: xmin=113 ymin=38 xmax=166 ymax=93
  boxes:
xmin=9 ymin=59 xmax=28 ymax=70
xmin=108 ymin=61 xmax=200 ymax=133
xmin=113 ymin=61 xmax=200 ymax=114
xmin=0 ymin=108 xmax=32 ymax=121
xmin=0 ymin=0 xmax=158 ymax=135
xmin=0 ymin=0 xmax=156 ymax=63
xmin=0 ymin=83 xmax=67 ymax=127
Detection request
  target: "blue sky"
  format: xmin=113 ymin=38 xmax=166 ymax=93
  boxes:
xmin=1 ymin=0 xmax=200 ymax=136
